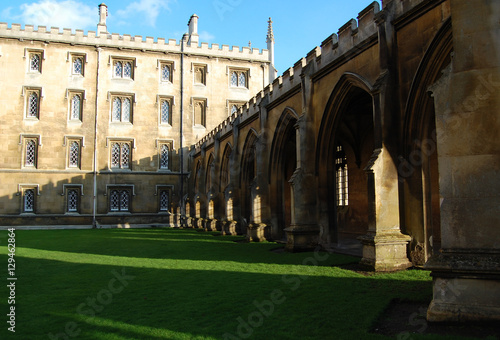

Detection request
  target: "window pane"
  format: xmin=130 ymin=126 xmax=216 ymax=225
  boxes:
xmin=123 ymin=62 xmax=132 ymax=78
xmin=24 ymin=189 xmax=34 ymax=212
xmin=230 ymin=72 xmax=238 ymax=86
xmin=121 ymin=144 xmax=130 ymax=168
xmin=69 ymin=141 xmax=80 ymax=167
xmin=161 ymin=100 xmax=169 ymax=124
xmin=28 ymin=92 xmax=38 ymax=118
xmin=114 ymin=61 xmax=122 ymax=77
xmin=67 ymin=189 xmax=78 ymax=212
xmin=160 ymin=190 xmax=169 ymax=211
xmin=230 ymin=105 xmax=237 ymax=115
xmin=160 ymin=144 xmax=169 ymax=169
xmin=335 ymin=145 xmax=348 ymax=206
xmin=112 ymin=98 xmax=121 ymax=121
xmin=71 ymin=95 xmax=81 ymax=120
xmin=161 ymin=64 xmax=170 ymax=81
xmin=25 ymin=140 xmax=36 ymax=166
xmin=30 ymin=54 xmax=40 ymax=72
xmin=110 ymin=190 xmax=120 ymax=211
xmin=122 ymin=98 xmax=131 ymax=122
xmin=111 ymin=143 xmax=120 ymax=167
xmin=239 ymin=72 xmax=246 ymax=87
xmin=73 ymin=58 xmax=83 ymax=75
xmin=120 ymin=191 xmax=130 ymax=211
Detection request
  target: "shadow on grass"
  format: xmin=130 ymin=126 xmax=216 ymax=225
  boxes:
xmin=0 ymin=254 xmax=438 ymax=340
xmin=1 ymin=228 xmax=360 ymax=266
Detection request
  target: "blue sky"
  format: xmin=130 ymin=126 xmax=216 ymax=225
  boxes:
xmin=0 ymin=0 xmax=381 ymax=74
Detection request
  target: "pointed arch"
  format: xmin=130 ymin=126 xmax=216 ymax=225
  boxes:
xmin=220 ymin=143 xmax=233 ymax=192
xmin=205 ymin=153 xmax=214 ymax=194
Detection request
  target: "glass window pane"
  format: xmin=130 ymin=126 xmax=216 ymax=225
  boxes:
xmin=68 ymin=189 xmax=78 ymax=212
xmin=121 ymin=144 xmax=130 ymax=168
xmin=30 ymin=54 xmax=40 ymax=72
xmin=28 ymin=92 xmax=38 ymax=118
xmin=160 ymin=144 xmax=169 ymax=169
xmin=73 ymin=58 xmax=83 ymax=74
xmin=112 ymin=98 xmax=121 ymax=121
xmin=110 ymin=190 xmax=119 ymax=211
xmin=160 ymin=190 xmax=169 ymax=211
xmin=71 ymin=95 xmax=81 ymax=120
xmin=120 ymin=191 xmax=130 ymax=211
xmin=69 ymin=141 xmax=80 ymax=167
xmin=162 ymin=64 xmax=170 ymax=81
xmin=231 ymin=72 xmax=237 ymax=86
xmin=111 ymin=143 xmax=120 ymax=167
xmin=122 ymin=98 xmax=131 ymax=122
xmin=239 ymin=72 xmax=246 ymax=87
xmin=161 ymin=100 xmax=169 ymax=124
xmin=124 ymin=62 xmax=132 ymax=78
xmin=114 ymin=61 xmax=122 ymax=77
xmin=26 ymin=140 xmax=36 ymax=166
xmin=24 ymin=189 xmax=34 ymax=212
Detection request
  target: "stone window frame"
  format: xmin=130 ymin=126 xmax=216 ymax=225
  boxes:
xmin=158 ymin=60 xmax=174 ymax=83
xmin=192 ymin=63 xmax=208 ymax=86
xmin=67 ymin=52 xmax=87 ymax=77
xmin=157 ymin=95 xmax=174 ymax=126
xmin=19 ymin=134 xmax=42 ymax=169
xmin=228 ymin=67 xmax=250 ymax=89
xmin=66 ymin=89 xmax=86 ymax=122
xmin=192 ymin=97 xmax=207 ymax=127
xmin=155 ymin=139 xmax=174 ymax=171
xmin=22 ymin=86 xmax=43 ymax=120
xmin=63 ymin=136 xmax=85 ymax=169
xmin=110 ymin=56 xmax=136 ymax=80
xmin=61 ymin=184 xmax=84 ymax=214
xmin=24 ymin=48 xmax=45 ymax=74
xmin=17 ymin=184 xmax=40 ymax=214
xmin=106 ymin=137 xmax=135 ymax=171
xmin=227 ymin=100 xmax=246 ymax=117
xmin=105 ymin=185 xmax=135 ymax=213
xmin=154 ymin=185 xmax=174 ymax=213
xmin=108 ymin=92 xmax=135 ymax=124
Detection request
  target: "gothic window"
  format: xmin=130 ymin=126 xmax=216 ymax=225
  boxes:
xmin=110 ymin=142 xmax=131 ymax=169
xmin=111 ymin=96 xmax=132 ymax=123
xmin=161 ymin=64 xmax=171 ymax=82
xmin=335 ymin=145 xmax=348 ymax=206
xmin=67 ymin=189 xmax=79 ymax=212
xmin=24 ymin=189 xmax=35 ymax=212
xmin=24 ymin=139 xmax=38 ymax=168
xmin=29 ymin=53 xmax=41 ymax=73
xmin=68 ymin=141 xmax=80 ymax=168
xmin=160 ymin=98 xmax=171 ymax=125
xmin=109 ymin=189 xmax=131 ymax=212
xmin=113 ymin=59 xmax=134 ymax=79
xmin=229 ymin=69 xmax=248 ymax=88
xmin=194 ymin=100 xmax=206 ymax=127
xmin=72 ymin=57 xmax=83 ymax=75
xmin=159 ymin=189 xmax=169 ymax=212
xmin=26 ymin=90 xmax=40 ymax=119
xmin=70 ymin=94 xmax=82 ymax=121
xmin=160 ymin=144 xmax=169 ymax=170
xmin=194 ymin=65 xmax=206 ymax=85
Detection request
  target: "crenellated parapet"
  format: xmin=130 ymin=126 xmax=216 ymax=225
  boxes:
xmin=0 ymin=22 xmax=269 ymax=62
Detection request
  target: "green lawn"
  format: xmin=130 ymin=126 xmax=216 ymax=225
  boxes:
xmin=0 ymin=228 xmax=480 ymax=339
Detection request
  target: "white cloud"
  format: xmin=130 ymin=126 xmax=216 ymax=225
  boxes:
xmin=199 ymin=31 xmax=215 ymax=42
xmin=116 ymin=0 xmax=174 ymax=27
xmin=19 ymin=0 xmax=95 ymax=30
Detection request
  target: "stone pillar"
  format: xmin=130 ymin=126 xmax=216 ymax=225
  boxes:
xmin=97 ymin=3 xmax=108 ymax=36
xmin=424 ymin=0 xmax=500 ymax=322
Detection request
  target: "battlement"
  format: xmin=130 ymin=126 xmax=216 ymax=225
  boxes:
xmin=0 ymin=22 xmax=269 ymax=62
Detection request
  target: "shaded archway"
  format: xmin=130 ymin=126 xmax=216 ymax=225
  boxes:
xmin=240 ymin=130 xmax=258 ymax=230
xmin=401 ymin=18 xmax=452 ymax=265
xmin=269 ymin=108 xmax=299 ymax=241
xmin=317 ymin=73 xmax=375 ymax=255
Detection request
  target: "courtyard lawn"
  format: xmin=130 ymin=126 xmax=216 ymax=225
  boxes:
xmin=0 ymin=228 xmax=480 ymax=340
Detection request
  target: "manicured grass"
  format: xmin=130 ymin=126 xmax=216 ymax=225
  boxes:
xmin=0 ymin=228 xmax=481 ymax=339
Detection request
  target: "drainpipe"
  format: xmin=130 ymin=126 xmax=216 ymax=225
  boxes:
xmin=179 ymin=34 xmax=187 ymax=223
xmin=92 ymin=47 xmax=101 ymax=228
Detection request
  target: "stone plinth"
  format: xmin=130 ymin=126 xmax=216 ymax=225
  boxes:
xmin=358 ymin=231 xmax=412 ymax=271
xmin=246 ymin=223 xmax=268 ymax=242
xmin=284 ymin=224 xmax=320 ymax=252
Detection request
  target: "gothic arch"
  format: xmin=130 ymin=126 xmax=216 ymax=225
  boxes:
xmin=401 ymin=18 xmax=452 ymax=264
xmin=316 ymin=73 xmax=375 ymax=249
xmin=220 ymin=143 xmax=232 ymax=193
xmin=239 ymin=129 xmax=258 ymax=225
xmin=205 ymin=152 xmax=214 ymax=194
xmin=268 ymin=107 xmax=300 ymax=240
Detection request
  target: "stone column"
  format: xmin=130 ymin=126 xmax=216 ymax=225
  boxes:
xmin=424 ymin=0 xmax=500 ymax=322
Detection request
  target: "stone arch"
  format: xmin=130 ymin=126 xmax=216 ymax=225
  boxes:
xmin=220 ymin=143 xmax=232 ymax=193
xmin=401 ymin=18 xmax=452 ymax=264
xmin=316 ymin=73 xmax=375 ymax=253
xmin=239 ymin=129 xmax=258 ymax=229
xmin=268 ymin=107 xmax=300 ymax=241
xmin=205 ymin=152 xmax=214 ymax=194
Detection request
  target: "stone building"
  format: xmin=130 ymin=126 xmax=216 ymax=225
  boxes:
xmin=0 ymin=4 xmax=274 ymax=227
xmin=188 ymin=0 xmax=500 ymax=322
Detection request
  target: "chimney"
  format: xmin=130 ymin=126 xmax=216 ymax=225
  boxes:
xmin=187 ymin=14 xmax=199 ymax=46
xmin=97 ymin=3 xmax=108 ymax=36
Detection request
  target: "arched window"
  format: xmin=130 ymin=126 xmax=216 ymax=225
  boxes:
xmin=231 ymin=72 xmax=238 ymax=87
xmin=161 ymin=64 xmax=170 ymax=82
xmin=69 ymin=141 xmax=80 ymax=168
xmin=238 ymin=72 xmax=246 ymax=87
xmin=159 ymin=190 xmax=169 ymax=211
xmin=28 ymin=92 xmax=39 ymax=118
xmin=30 ymin=54 xmax=41 ymax=72
xmin=112 ymin=98 xmax=121 ymax=121
xmin=114 ymin=61 xmax=122 ymax=77
xmin=335 ymin=144 xmax=348 ymax=206
xmin=160 ymin=144 xmax=169 ymax=169
xmin=24 ymin=189 xmax=35 ymax=212
xmin=25 ymin=140 xmax=37 ymax=167
xmin=161 ymin=100 xmax=170 ymax=124
xmin=111 ymin=142 xmax=131 ymax=169
xmin=73 ymin=57 xmax=83 ymax=75
xmin=112 ymin=97 xmax=132 ymax=122
xmin=71 ymin=94 xmax=81 ymax=120
xmin=67 ymin=189 xmax=78 ymax=212
xmin=123 ymin=62 xmax=133 ymax=78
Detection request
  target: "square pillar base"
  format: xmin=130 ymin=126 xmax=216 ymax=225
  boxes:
xmin=284 ymin=224 xmax=320 ymax=252
xmin=246 ymin=223 xmax=268 ymax=242
xmin=358 ymin=231 xmax=412 ymax=271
